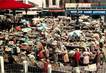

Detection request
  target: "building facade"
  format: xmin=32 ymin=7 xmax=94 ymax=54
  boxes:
xmin=42 ymin=0 xmax=65 ymax=16
xmin=44 ymin=0 xmax=104 ymax=8
xmin=45 ymin=0 xmax=65 ymax=8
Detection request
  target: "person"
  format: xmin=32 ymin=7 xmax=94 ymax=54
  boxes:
xmin=73 ymin=48 xmax=80 ymax=67
xmin=99 ymin=49 xmax=105 ymax=65
xmin=51 ymin=40 xmax=60 ymax=63
xmin=33 ymin=46 xmax=38 ymax=62
xmin=37 ymin=46 xmax=45 ymax=61
xmin=93 ymin=49 xmax=104 ymax=72
xmin=8 ymin=54 xmax=16 ymax=64
xmin=61 ymin=46 xmax=69 ymax=65
xmin=82 ymin=49 xmax=90 ymax=66
xmin=43 ymin=59 xmax=50 ymax=73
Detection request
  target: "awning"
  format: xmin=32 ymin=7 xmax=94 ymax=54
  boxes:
xmin=22 ymin=11 xmax=38 ymax=15
xmin=48 ymin=10 xmax=65 ymax=12
xmin=0 ymin=0 xmax=32 ymax=9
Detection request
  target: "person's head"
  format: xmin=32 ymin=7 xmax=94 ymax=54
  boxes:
xmin=76 ymin=48 xmax=80 ymax=52
xmin=36 ymin=42 xmax=43 ymax=50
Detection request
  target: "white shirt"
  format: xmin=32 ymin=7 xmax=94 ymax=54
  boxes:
xmin=83 ymin=51 xmax=90 ymax=64
xmin=83 ymin=55 xmax=89 ymax=64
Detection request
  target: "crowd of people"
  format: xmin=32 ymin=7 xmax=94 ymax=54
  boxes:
xmin=0 ymin=15 xmax=105 ymax=72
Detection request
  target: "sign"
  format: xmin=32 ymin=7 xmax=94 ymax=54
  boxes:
xmin=78 ymin=3 xmax=91 ymax=8
xmin=66 ymin=10 xmax=106 ymax=15
xmin=49 ymin=5 xmax=60 ymax=8
xmin=65 ymin=3 xmax=91 ymax=8
xmin=65 ymin=3 xmax=77 ymax=8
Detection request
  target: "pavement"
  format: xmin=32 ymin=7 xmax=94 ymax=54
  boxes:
xmin=52 ymin=63 xmax=106 ymax=73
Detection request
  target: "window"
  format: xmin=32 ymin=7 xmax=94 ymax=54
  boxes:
xmin=59 ymin=0 xmax=63 ymax=7
xmin=46 ymin=0 xmax=49 ymax=7
xmin=52 ymin=0 xmax=56 ymax=5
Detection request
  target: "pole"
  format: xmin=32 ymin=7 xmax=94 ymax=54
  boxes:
xmin=48 ymin=64 xmax=52 ymax=73
xmin=76 ymin=4 xmax=79 ymax=25
xmin=24 ymin=0 xmax=28 ymax=18
xmin=75 ymin=3 xmax=80 ymax=30
xmin=64 ymin=0 xmax=67 ymax=16
xmin=23 ymin=60 xmax=28 ymax=73
xmin=12 ymin=10 xmax=16 ymax=32
xmin=0 ymin=56 xmax=4 ymax=73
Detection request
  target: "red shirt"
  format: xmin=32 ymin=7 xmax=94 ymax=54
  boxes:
xmin=74 ymin=51 xmax=80 ymax=61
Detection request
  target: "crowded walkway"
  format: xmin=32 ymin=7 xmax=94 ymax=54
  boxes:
xmin=0 ymin=15 xmax=105 ymax=73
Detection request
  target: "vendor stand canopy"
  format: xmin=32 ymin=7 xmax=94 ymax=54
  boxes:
xmin=0 ymin=0 xmax=32 ymax=9
xmin=68 ymin=30 xmax=82 ymax=37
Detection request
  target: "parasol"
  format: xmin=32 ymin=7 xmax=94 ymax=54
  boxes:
xmin=0 ymin=0 xmax=32 ymax=32
xmin=0 ymin=0 xmax=32 ymax=9
xmin=68 ymin=30 xmax=82 ymax=37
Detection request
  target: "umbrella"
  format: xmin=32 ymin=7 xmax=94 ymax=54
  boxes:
xmin=68 ymin=30 xmax=82 ymax=37
xmin=37 ymin=23 xmax=48 ymax=31
xmin=0 ymin=0 xmax=32 ymax=9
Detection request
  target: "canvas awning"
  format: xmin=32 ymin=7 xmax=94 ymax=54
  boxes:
xmin=0 ymin=0 xmax=32 ymax=9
